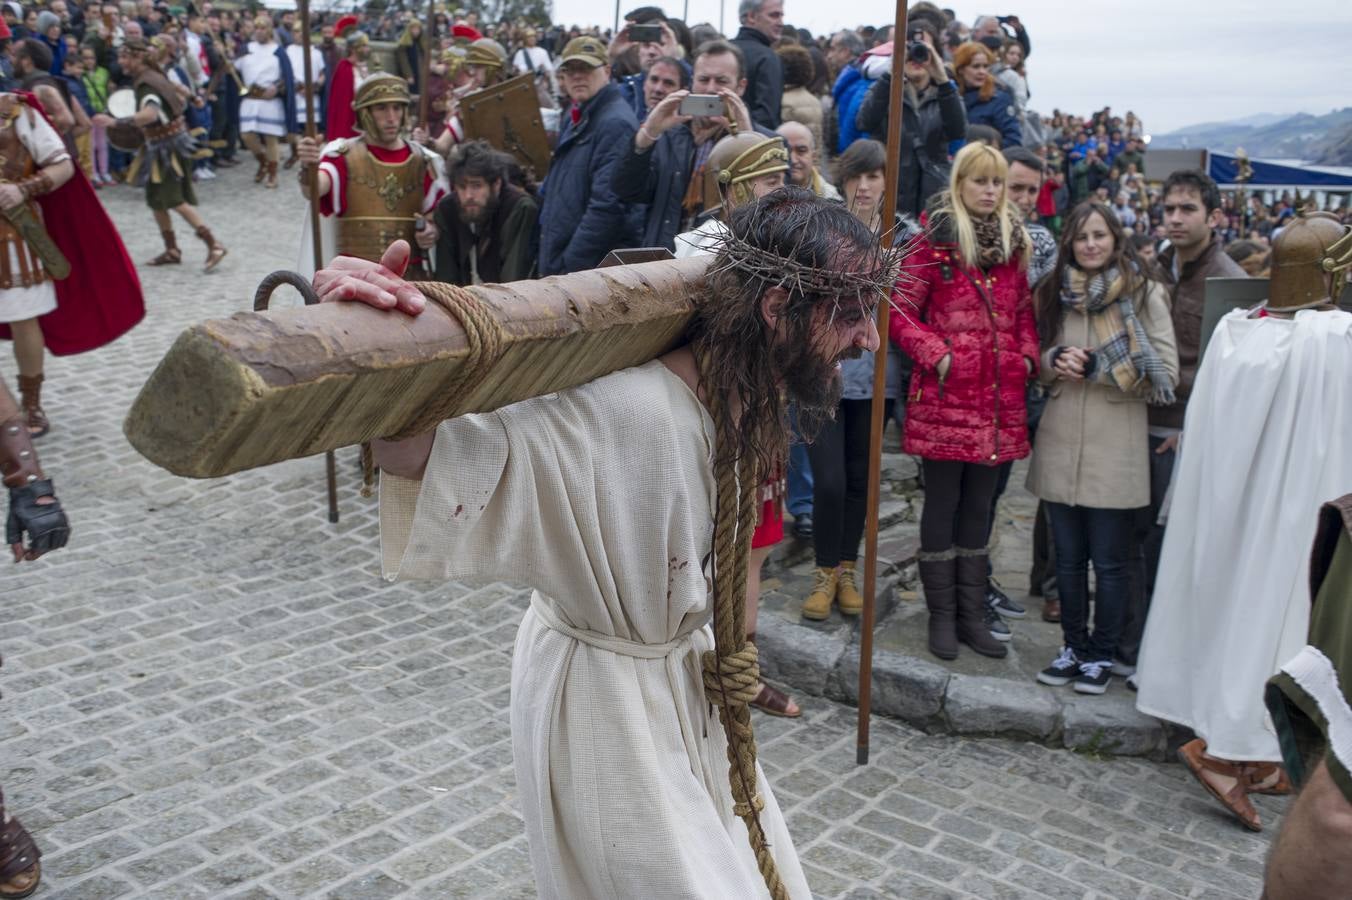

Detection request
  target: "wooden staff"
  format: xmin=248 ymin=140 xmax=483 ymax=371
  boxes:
xmin=418 ymin=0 xmax=435 ymax=129
xmin=297 ymin=0 xmax=339 ymax=524
xmin=857 ymin=0 xmax=911 ymax=766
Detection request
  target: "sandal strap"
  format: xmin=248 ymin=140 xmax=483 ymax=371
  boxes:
xmin=0 ymin=807 xmax=41 ymax=880
xmin=750 ymin=682 xmax=797 ymax=716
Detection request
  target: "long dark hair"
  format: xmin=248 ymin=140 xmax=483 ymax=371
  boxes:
xmin=688 ymin=186 xmax=885 ymax=476
xmin=1035 ymin=200 xmax=1150 ymax=348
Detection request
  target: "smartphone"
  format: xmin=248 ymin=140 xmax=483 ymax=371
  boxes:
xmin=679 ymin=93 xmax=723 ymax=118
xmin=627 ymin=23 xmax=662 ymax=43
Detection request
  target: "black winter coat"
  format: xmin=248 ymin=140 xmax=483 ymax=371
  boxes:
xmin=732 ymin=27 xmax=782 ymax=130
xmin=857 ymin=76 xmax=966 ymax=217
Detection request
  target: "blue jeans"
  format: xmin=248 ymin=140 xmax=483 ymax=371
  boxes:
xmin=787 ymin=404 xmax=813 ymax=518
xmin=1046 ymin=503 xmax=1135 ymax=662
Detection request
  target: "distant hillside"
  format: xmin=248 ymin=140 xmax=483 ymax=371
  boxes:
xmin=1311 ymin=122 xmax=1352 ymax=166
xmin=1153 ymin=108 xmax=1352 ymax=162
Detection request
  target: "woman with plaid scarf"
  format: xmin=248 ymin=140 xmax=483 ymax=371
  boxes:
xmin=1028 ymin=200 xmax=1178 ymax=695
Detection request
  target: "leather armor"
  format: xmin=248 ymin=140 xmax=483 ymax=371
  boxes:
xmin=336 ymin=141 xmax=428 ymax=262
xmin=0 ymin=116 xmax=47 ymax=290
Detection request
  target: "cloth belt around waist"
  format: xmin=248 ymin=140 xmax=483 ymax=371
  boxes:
xmin=527 ymin=592 xmax=725 ymax=806
xmin=529 ymin=594 xmax=705 ymax=660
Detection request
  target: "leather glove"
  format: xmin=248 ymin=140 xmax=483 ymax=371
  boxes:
xmin=8 ymin=478 xmax=69 ymax=560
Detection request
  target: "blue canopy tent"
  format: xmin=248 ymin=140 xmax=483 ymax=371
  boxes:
xmin=1208 ymin=151 xmax=1352 ymax=191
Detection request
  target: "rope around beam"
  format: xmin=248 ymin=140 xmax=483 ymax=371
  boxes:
xmin=390 ymin=281 xmax=509 ymax=440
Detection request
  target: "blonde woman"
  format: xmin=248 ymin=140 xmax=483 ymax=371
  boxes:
xmin=889 ymin=141 xmax=1038 ymax=661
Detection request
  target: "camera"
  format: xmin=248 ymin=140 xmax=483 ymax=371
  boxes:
xmin=627 ymin=23 xmax=662 ymax=43
xmin=906 ymin=41 xmax=930 ymax=64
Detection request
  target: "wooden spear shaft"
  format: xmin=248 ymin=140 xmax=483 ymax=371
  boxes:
xmin=858 ymin=0 xmax=910 ymax=767
xmin=419 ymin=0 xmax=435 ymax=129
xmin=296 ymin=0 xmax=340 ymax=523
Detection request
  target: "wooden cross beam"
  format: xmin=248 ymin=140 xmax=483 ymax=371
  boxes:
xmin=125 ymin=258 xmax=708 ymax=478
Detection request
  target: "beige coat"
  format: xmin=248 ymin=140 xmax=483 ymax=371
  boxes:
xmin=1026 ymin=280 xmax=1179 ymax=509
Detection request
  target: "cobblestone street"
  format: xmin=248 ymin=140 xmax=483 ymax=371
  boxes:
xmin=2 ymin=167 xmax=1283 ymax=899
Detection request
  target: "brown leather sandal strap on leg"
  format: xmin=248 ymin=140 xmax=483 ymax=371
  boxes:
xmin=0 ymin=805 xmax=42 ymax=889
xmin=1177 ymin=740 xmax=1262 ymax=832
xmin=749 ymin=682 xmax=801 ymax=718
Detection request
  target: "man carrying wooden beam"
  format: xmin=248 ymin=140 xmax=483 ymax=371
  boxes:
xmin=309 ymin=186 xmax=897 ymax=899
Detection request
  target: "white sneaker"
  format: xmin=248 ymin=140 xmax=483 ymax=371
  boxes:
xmin=1111 ymin=659 xmax=1136 ymax=677
xmin=198 ymin=167 xmax=217 ymax=180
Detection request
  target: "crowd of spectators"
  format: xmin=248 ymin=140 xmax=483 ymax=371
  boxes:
xmin=14 ymin=0 xmax=1352 ymax=693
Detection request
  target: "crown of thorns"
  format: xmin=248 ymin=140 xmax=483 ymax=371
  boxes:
xmin=704 ymin=225 xmax=908 ymax=305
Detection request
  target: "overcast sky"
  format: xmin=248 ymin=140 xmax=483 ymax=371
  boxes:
xmin=549 ymin=0 xmax=1352 ymax=135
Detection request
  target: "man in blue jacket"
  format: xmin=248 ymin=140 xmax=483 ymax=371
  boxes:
xmin=537 ymin=36 xmax=640 ymax=276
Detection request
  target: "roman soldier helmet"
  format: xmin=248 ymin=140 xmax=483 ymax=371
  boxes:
xmin=464 ymin=37 xmax=507 ymax=71
xmin=1268 ymin=211 xmax=1352 ymax=311
xmin=335 ymin=14 xmax=368 ymax=50
xmin=451 ymin=23 xmax=481 ymax=46
xmin=705 ymin=133 xmax=790 ymax=211
xmin=352 ymin=72 xmax=411 ymax=136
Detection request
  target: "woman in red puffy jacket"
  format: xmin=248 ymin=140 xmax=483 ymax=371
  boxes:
xmin=889 ymin=142 xmax=1039 ymax=662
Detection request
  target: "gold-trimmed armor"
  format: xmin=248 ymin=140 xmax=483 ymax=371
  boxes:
xmin=0 ymin=118 xmax=49 ymax=290
xmin=335 ymin=140 xmax=429 ymax=262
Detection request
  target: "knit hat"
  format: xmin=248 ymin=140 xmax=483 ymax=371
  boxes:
xmin=36 ymin=10 xmax=60 ymax=33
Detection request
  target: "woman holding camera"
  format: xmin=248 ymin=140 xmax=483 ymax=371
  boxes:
xmin=854 ymin=21 xmax=966 ymax=217
xmin=1028 ymin=201 xmax=1177 ymax=695
xmin=890 ymin=142 xmax=1039 ymax=661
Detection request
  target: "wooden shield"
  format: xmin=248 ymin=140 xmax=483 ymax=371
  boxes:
xmin=460 ymin=73 xmax=551 ymax=181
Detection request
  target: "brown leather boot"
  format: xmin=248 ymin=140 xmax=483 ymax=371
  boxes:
xmin=955 ymin=548 xmax=1007 ymax=658
xmin=148 ymin=229 xmax=181 ymax=265
xmin=253 ymin=152 xmax=267 ymax=182
xmin=16 ymin=373 xmax=47 ymax=438
xmin=284 ymin=144 xmax=300 ymax=169
xmin=801 ymin=566 xmax=837 ymax=621
xmin=195 ymin=225 xmax=228 ymax=272
xmin=265 ymin=160 xmax=278 ymax=189
xmin=918 ymin=549 xmax=958 ymax=659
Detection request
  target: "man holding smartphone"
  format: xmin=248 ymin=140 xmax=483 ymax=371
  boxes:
xmin=613 ymin=39 xmax=772 ymax=252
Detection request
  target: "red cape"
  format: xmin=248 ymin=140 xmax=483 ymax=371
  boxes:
xmin=0 ymin=93 xmax=143 ymax=355
xmin=325 ymin=58 xmax=359 ymax=142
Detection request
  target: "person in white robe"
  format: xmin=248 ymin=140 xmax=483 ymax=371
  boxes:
xmin=237 ymin=14 xmax=287 ymax=187
xmin=283 ymin=24 xmax=324 ymax=170
xmin=313 ymin=185 xmax=893 ymax=899
xmin=1136 ymin=212 xmax=1352 ymax=832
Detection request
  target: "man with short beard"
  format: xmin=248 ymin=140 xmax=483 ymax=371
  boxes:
xmin=432 ymin=139 xmax=537 ymax=285
xmin=309 ymin=184 xmax=892 ymax=899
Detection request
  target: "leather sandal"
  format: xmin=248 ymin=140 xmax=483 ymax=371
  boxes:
xmin=0 ymin=791 xmax=42 ymax=899
xmin=749 ymin=682 xmax=801 ymax=718
xmin=1177 ymin=738 xmax=1262 ymax=831
xmin=1243 ymin=762 xmax=1293 ymax=796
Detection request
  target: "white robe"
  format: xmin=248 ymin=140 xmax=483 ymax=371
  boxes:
xmin=380 ymin=360 xmax=809 ymax=899
xmin=237 ymin=43 xmax=287 ymax=136
xmin=285 ymin=44 xmax=325 ymax=126
xmin=1136 ymin=308 xmax=1352 ymax=761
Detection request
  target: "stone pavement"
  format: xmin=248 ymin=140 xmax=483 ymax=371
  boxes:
xmin=1 ymin=166 xmax=1284 ymax=898
xmin=756 ymin=457 xmax=1167 ymax=756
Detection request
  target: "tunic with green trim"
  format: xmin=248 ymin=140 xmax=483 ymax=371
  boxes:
xmin=1266 ymin=495 xmax=1352 ymax=802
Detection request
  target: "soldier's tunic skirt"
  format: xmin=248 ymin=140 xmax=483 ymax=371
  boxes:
xmin=0 ymin=106 xmax=67 ymax=323
xmin=135 ymin=85 xmax=197 ymax=211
